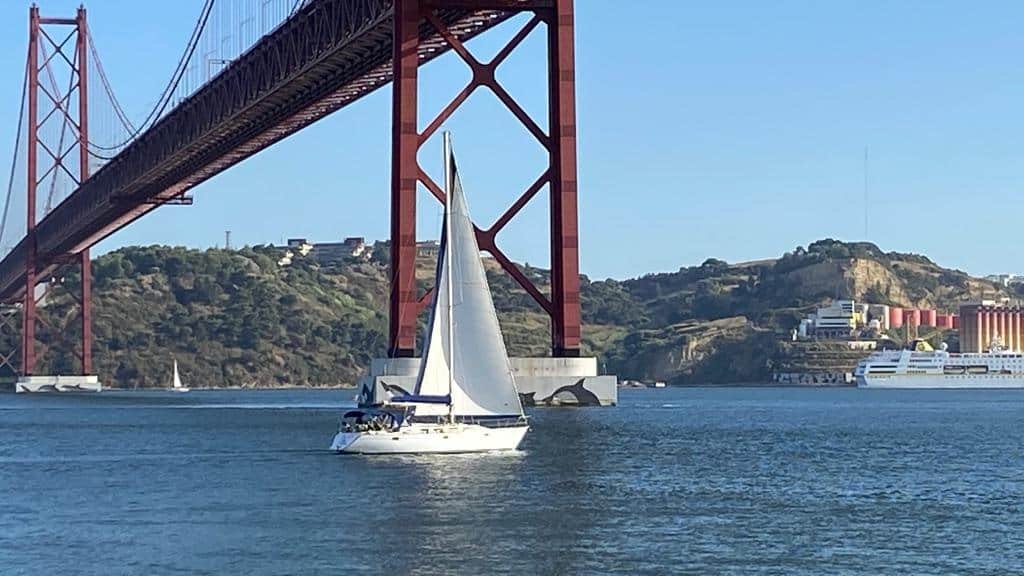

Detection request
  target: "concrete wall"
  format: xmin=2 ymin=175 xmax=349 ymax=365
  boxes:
xmin=16 ymin=375 xmax=101 ymax=393
xmin=358 ymin=357 xmax=617 ymax=407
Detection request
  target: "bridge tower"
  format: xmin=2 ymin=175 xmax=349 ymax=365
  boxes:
xmin=388 ymin=0 xmax=581 ymax=359
xmin=368 ymin=0 xmax=616 ymax=406
xmin=12 ymin=6 xmax=95 ymax=387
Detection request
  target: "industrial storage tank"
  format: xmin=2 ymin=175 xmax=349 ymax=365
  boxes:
xmin=889 ymin=307 xmax=904 ymax=328
xmin=903 ymin=308 xmax=921 ymax=326
xmin=920 ymin=309 xmax=937 ymax=327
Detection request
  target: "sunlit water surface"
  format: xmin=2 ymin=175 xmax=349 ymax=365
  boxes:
xmin=1 ymin=387 xmax=1022 ymax=574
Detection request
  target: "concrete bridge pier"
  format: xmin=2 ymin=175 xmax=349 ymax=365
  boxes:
xmin=358 ymin=357 xmax=617 ymax=408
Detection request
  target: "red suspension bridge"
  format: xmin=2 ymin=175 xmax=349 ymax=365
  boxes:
xmin=0 ymin=0 xmax=582 ymax=379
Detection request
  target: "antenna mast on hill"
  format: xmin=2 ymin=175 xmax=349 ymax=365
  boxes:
xmin=225 ymin=230 xmax=232 ymax=250
xmin=863 ymin=146 xmax=870 ymax=240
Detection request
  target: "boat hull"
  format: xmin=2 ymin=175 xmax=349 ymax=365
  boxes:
xmin=331 ymin=423 xmax=528 ymax=454
xmin=858 ymin=375 xmax=1024 ymax=389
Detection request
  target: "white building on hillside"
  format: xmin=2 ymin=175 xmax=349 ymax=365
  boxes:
xmin=808 ymin=299 xmax=858 ymax=338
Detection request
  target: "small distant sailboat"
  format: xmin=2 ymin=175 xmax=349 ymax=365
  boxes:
xmin=171 ymin=360 xmax=189 ymax=392
xmin=331 ymin=133 xmax=528 ymax=454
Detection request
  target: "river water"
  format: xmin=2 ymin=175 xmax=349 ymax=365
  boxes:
xmin=1 ymin=387 xmax=1022 ymax=575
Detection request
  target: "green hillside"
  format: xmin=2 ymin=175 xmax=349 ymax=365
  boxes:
xmin=1 ymin=239 xmax=1009 ymax=387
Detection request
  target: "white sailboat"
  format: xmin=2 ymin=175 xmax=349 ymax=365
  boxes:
xmin=331 ymin=133 xmax=528 ymax=454
xmin=171 ymin=359 xmax=189 ymax=392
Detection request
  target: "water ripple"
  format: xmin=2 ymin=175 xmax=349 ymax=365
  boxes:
xmin=0 ymin=387 xmax=1022 ymax=575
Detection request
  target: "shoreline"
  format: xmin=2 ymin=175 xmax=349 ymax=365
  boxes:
xmin=620 ymin=382 xmax=856 ymax=389
xmin=105 ymin=385 xmax=358 ymax=391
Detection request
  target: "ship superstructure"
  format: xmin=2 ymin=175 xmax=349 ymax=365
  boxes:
xmin=855 ymin=340 xmax=1024 ymax=389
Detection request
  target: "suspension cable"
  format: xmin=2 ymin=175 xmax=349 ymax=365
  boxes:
xmin=86 ymin=0 xmax=216 ymax=157
xmin=86 ymin=27 xmax=136 ymax=135
xmin=0 ymin=52 xmax=29 ymax=250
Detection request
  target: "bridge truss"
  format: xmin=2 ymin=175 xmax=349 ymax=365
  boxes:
xmin=0 ymin=0 xmax=582 ymax=379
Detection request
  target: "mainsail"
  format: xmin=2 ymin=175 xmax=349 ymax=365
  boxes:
xmin=172 ymin=360 xmax=183 ymax=389
xmin=409 ymin=138 xmax=524 ymax=418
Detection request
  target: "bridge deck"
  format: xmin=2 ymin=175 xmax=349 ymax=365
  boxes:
xmin=0 ymin=0 xmax=525 ymax=302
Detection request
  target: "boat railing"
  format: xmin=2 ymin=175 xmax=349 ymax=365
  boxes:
xmin=468 ymin=415 xmax=529 ymax=428
xmin=408 ymin=415 xmax=529 ymax=428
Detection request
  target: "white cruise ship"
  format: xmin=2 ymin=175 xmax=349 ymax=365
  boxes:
xmin=855 ymin=340 xmax=1024 ymax=389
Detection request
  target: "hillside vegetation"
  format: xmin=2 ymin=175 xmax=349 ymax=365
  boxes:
xmin=3 ymin=239 xmax=1008 ymax=387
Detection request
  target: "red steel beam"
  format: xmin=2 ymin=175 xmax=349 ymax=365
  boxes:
xmin=77 ymin=6 xmax=92 ymax=375
xmin=389 ymin=0 xmax=422 ymax=358
xmin=23 ymin=6 xmax=40 ymax=375
xmin=425 ymin=1 xmax=553 ymax=8
xmin=546 ymin=0 xmax=581 ymax=355
xmin=0 ymin=308 xmax=19 ymax=375
xmin=388 ymin=0 xmax=582 ymax=357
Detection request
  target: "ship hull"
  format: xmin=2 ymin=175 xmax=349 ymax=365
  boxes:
xmin=857 ymin=375 xmax=1024 ymax=389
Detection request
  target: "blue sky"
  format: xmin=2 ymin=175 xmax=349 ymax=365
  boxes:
xmin=1 ymin=0 xmax=1022 ymax=280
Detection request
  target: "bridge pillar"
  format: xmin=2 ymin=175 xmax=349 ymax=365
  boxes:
xmin=15 ymin=6 xmax=95 ymax=383
xmin=388 ymin=0 xmax=421 ymax=358
xmin=77 ymin=6 xmax=93 ymax=375
xmin=388 ymin=0 xmax=583 ymax=358
xmin=547 ymin=0 xmax=582 ymax=356
xmin=23 ymin=6 xmax=39 ymax=375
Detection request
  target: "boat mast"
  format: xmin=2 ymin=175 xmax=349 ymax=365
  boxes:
xmin=443 ymin=132 xmax=455 ymax=425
